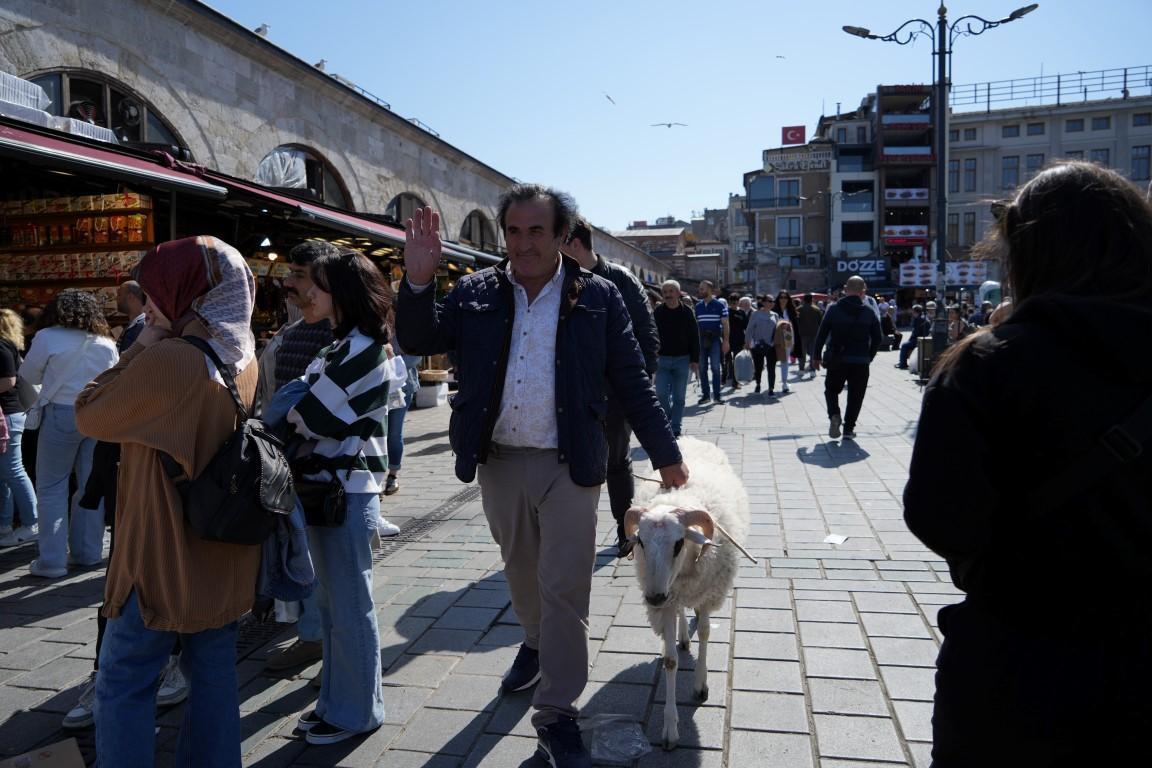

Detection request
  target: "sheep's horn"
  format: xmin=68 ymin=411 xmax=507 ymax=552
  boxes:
xmin=677 ymin=508 xmax=715 ymax=543
xmin=623 ymin=506 xmax=644 ymax=541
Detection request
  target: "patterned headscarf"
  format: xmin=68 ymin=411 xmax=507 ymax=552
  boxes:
xmin=136 ymin=236 xmax=256 ymax=371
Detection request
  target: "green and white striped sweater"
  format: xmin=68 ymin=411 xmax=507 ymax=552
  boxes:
xmin=287 ymin=328 xmax=391 ymax=494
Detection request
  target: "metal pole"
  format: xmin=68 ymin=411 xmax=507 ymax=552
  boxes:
xmin=931 ymin=4 xmax=951 ymax=370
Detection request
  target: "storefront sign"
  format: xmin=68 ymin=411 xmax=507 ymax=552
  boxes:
xmin=833 ymin=255 xmax=890 ymax=285
xmin=945 ymin=260 xmax=988 ymax=286
xmin=762 ymin=152 xmax=832 ymax=173
xmin=883 ymin=225 xmax=928 ymax=239
xmin=900 ymin=261 xmax=939 ymax=287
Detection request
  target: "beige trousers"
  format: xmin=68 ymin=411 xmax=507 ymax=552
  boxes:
xmin=477 ymin=444 xmax=601 ymax=728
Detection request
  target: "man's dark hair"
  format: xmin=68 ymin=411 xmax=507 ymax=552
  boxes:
xmin=700 ymin=280 xmax=714 ymax=290
xmin=802 ymin=293 xmax=813 ymax=305
xmin=289 ymin=239 xmax=343 ymax=267
xmin=565 ymin=216 xmax=593 ymax=250
xmin=310 ymin=248 xmax=393 ymax=343
xmin=497 ymin=183 xmax=577 ymax=238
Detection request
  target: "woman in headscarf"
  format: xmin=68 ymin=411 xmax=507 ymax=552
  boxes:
xmin=19 ymin=289 xmax=119 ymax=576
xmin=75 ymin=236 xmax=258 ymax=768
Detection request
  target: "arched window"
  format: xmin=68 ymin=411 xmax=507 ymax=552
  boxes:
xmin=385 ymin=193 xmax=426 ymax=225
xmin=255 ymin=145 xmax=351 ymax=209
xmin=459 ymin=210 xmax=497 ymax=252
xmin=27 ymin=71 xmax=185 ymax=150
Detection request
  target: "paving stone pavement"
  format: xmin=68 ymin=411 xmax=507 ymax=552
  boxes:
xmin=0 ymin=349 xmax=959 ymax=767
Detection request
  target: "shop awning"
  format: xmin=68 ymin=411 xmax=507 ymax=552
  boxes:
xmin=0 ymin=119 xmax=228 ymax=199
xmin=198 ymin=171 xmax=500 ymax=266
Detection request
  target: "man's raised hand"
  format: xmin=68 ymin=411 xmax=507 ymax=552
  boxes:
xmin=404 ymin=207 xmax=442 ymax=286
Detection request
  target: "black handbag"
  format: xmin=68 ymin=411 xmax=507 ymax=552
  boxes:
xmin=294 ymin=478 xmax=346 ymax=528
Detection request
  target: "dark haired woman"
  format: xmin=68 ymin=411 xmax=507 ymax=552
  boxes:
xmin=19 ymin=289 xmax=118 ymax=578
xmin=772 ymin=290 xmax=800 ymax=364
xmin=75 ymin=236 xmax=259 ymax=766
xmin=904 ymin=162 xmax=1152 ymax=765
xmin=286 ymin=248 xmax=393 ymax=744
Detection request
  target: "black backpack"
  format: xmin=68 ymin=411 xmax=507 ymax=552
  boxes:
xmin=159 ymin=336 xmax=296 ymax=545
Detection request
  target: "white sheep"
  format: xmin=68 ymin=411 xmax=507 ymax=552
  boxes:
xmin=624 ymin=437 xmax=751 ymax=750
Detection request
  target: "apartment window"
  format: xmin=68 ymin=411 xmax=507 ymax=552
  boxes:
xmin=748 ymin=176 xmax=775 ymax=208
xmin=964 ymin=158 xmax=978 ymax=192
xmin=776 ymin=216 xmax=802 ymax=247
xmin=948 ymin=159 xmax=960 ymax=193
xmin=1001 ymin=156 xmax=1020 ymax=190
xmin=1091 ymin=116 xmax=1112 ymax=131
xmin=963 ymin=127 xmax=977 ymax=140
xmin=949 ymin=129 xmax=960 ymax=142
xmin=1026 ymin=153 xmax=1045 ymax=178
xmin=1135 ymin=113 xmax=1152 ymax=127
xmin=836 ymin=127 xmax=847 ymax=143
xmin=1066 ymin=150 xmax=1084 ymax=160
xmin=1132 ymin=145 xmax=1151 ymax=180
xmin=1002 ymin=124 xmax=1020 ymax=138
xmin=778 ymin=178 xmax=801 ymax=207
xmin=947 ymin=213 xmax=959 ymax=246
xmin=1066 ymin=118 xmax=1084 ymax=132
xmin=1026 ymin=122 xmax=1045 ymax=136
xmin=963 ymin=212 xmax=976 ymax=245
xmin=856 ymin=126 xmax=868 ymax=143
xmin=1090 ymin=148 xmax=1110 ymax=166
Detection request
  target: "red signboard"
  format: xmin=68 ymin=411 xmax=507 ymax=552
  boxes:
xmin=781 ymin=125 xmax=806 ymax=145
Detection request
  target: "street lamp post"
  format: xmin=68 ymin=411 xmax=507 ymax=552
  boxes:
xmin=843 ymin=2 xmax=1037 ymax=368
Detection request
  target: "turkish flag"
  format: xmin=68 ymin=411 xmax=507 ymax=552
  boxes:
xmin=782 ymin=125 xmax=806 ymax=145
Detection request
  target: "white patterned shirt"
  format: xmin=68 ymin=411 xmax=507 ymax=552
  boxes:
xmin=491 ymin=260 xmax=564 ymax=449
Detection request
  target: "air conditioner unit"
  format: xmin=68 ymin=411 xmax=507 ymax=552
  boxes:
xmin=806 ymin=255 xmax=820 ymax=267
xmin=804 ymin=243 xmax=821 ymax=254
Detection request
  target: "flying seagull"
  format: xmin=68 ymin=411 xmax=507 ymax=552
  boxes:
xmin=776 ymin=55 xmax=786 ymax=59
xmin=603 ymin=92 xmax=616 ymax=105
xmin=651 ymin=122 xmax=687 ymax=128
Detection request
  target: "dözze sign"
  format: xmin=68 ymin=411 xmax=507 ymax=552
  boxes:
xmin=836 ymin=258 xmax=886 ymax=276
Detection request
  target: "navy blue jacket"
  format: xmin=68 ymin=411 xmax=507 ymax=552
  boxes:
xmin=591 ymin=255 xmax=659 ymax=375
xmin=812 ymin=295 xmax=883 ymax=366
xmin=396 ymin=256 xmax=681 ymax=486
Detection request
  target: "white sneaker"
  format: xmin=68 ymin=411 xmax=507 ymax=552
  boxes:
xmin=62 ymin=673 xmax=97 ymax=729
xmin=29 ymin=558 xmax=67 ymax=578
xmin=377 ymin=518 xmax=401 ymax=537
xmin=0 ymin=524 xmax=38 ymax=548
xmin=156 ymin=657 xmax=189 ymax=707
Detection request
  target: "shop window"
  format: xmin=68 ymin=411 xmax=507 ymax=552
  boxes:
xmin=385 ymin=193 xmax=427 ymax=225
xmin=27 ymin=71 xmax=186 ymax=150
xmin=1090 ymin=148 xmax=1110 ymax=166
xmin=775 ymin=216 xmax=801 ymax=247
xmin=460 ymin=210 xmax=497 ymax=251
xmin=1132 ymin=146 xmax=1151 ymax=181
xmin=255 ymin=145 xmax=351 ymax=209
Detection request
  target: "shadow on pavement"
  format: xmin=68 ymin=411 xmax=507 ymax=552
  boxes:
xmin=795 ymin=441 xmax=872 ymax=467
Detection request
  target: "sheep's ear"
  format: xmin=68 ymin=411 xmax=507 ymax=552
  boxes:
xmin=623 ymin=506 xmax=644 ymax=541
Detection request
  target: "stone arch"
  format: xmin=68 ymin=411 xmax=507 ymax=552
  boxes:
xmin=459 ymin=209 xmax=498 ymax=252
xmin=385 ymin=192 xmax=427 ymax=227
xmin=254 ymin=143 xmax=354 ymax=210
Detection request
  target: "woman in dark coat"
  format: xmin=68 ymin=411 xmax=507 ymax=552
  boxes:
xmin=904 ymin=161 xmax=1152 ymax=767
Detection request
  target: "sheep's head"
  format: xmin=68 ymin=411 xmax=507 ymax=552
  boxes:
xmin=624 ymin=504 xmax=716 ymax=607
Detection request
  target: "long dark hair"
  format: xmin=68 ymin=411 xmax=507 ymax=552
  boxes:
xmin=309 ymin=248 xmax=392 ymax=343
xmin=773 ymin=290 xmax=795 ymax=319
xmin=939 ymin=161 xmax=1152 ymax=371
xmin=988 ymin=160 xmax=1152 ymax=304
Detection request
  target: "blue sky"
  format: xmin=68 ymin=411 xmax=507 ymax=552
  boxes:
xmin=206 ymin=0 xmax=1150 ymax=231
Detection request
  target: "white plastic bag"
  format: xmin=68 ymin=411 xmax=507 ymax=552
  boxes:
xmin=734 ymin=349 xmax=755 ymax=384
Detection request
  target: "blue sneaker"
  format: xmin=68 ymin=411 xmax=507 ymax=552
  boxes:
xmin=536 ymin=716 xmax=591 ymax=768
xmin=501 ymin=643 xmax=540 ymax=693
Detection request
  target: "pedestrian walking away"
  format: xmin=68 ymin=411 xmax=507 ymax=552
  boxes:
xmin=904 ymin=161 xmax=1152 ymax=767
xmin=694 ymin=280 xmax=729 ymax=404
xmin=812 ymin=276 xmax=882 ymax=440
xmin=796 ymin=293 xmax=824 ymax=375
xmin=560 ymin=216 xmax=660 ymax=559
xmin=743 ymin=299 xmax=778 ymax=395
xmin=653 ymin=279 xmax=699 ymax=437
xmin=724 ymin=295 xmax=749 ymax=390
xmin=398 ymin=185 xmax=688 ymax=768
xmin=75 ymin=236 xmax=260 ymax=767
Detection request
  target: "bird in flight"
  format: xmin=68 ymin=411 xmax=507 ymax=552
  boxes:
xmin=604 ymin=92 xmax=616 ymax=105
xmin=776 ymin=55 xmax=786 ymax=59
xmin=651 ymin=122 xmax=687 ymax=128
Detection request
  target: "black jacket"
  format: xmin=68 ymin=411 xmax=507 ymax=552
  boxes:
xmin=396 ymin=256 xmax=681 ymax=486
xmin=812 ymin=295 xmax=882 ymax=366
xmin=904 ymin=294 xmax=1152 ymax=626
xmin=592 ymin=254 xmax=659 ymax=375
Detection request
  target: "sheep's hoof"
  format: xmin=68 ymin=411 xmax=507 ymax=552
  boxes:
xmin=695 ymin=684 xmax=710 ymax=702
xmin=677 ymin=639 xmax=690 ymax=651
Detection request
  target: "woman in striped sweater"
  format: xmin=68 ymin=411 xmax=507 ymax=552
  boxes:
xmin=286 ymin=248 xmax=392 ymax=745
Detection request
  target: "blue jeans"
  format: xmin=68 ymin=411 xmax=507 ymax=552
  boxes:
xmin=0 ymin=412 xmax=36 ymax=529
xmin=95 ymin=591 xmax=240 ymax=768
xmin=699 ymin=335 xmax=723 ymax=399
xmin=35 ymin=404 xmax=102 ymax=568
xmin=307 ymin=491 xmax=385 ymax=732
xmin=387 ymin=405 xmax=407 ymax=472
xmin=655 ymin=355 xmax=690 ymax=434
